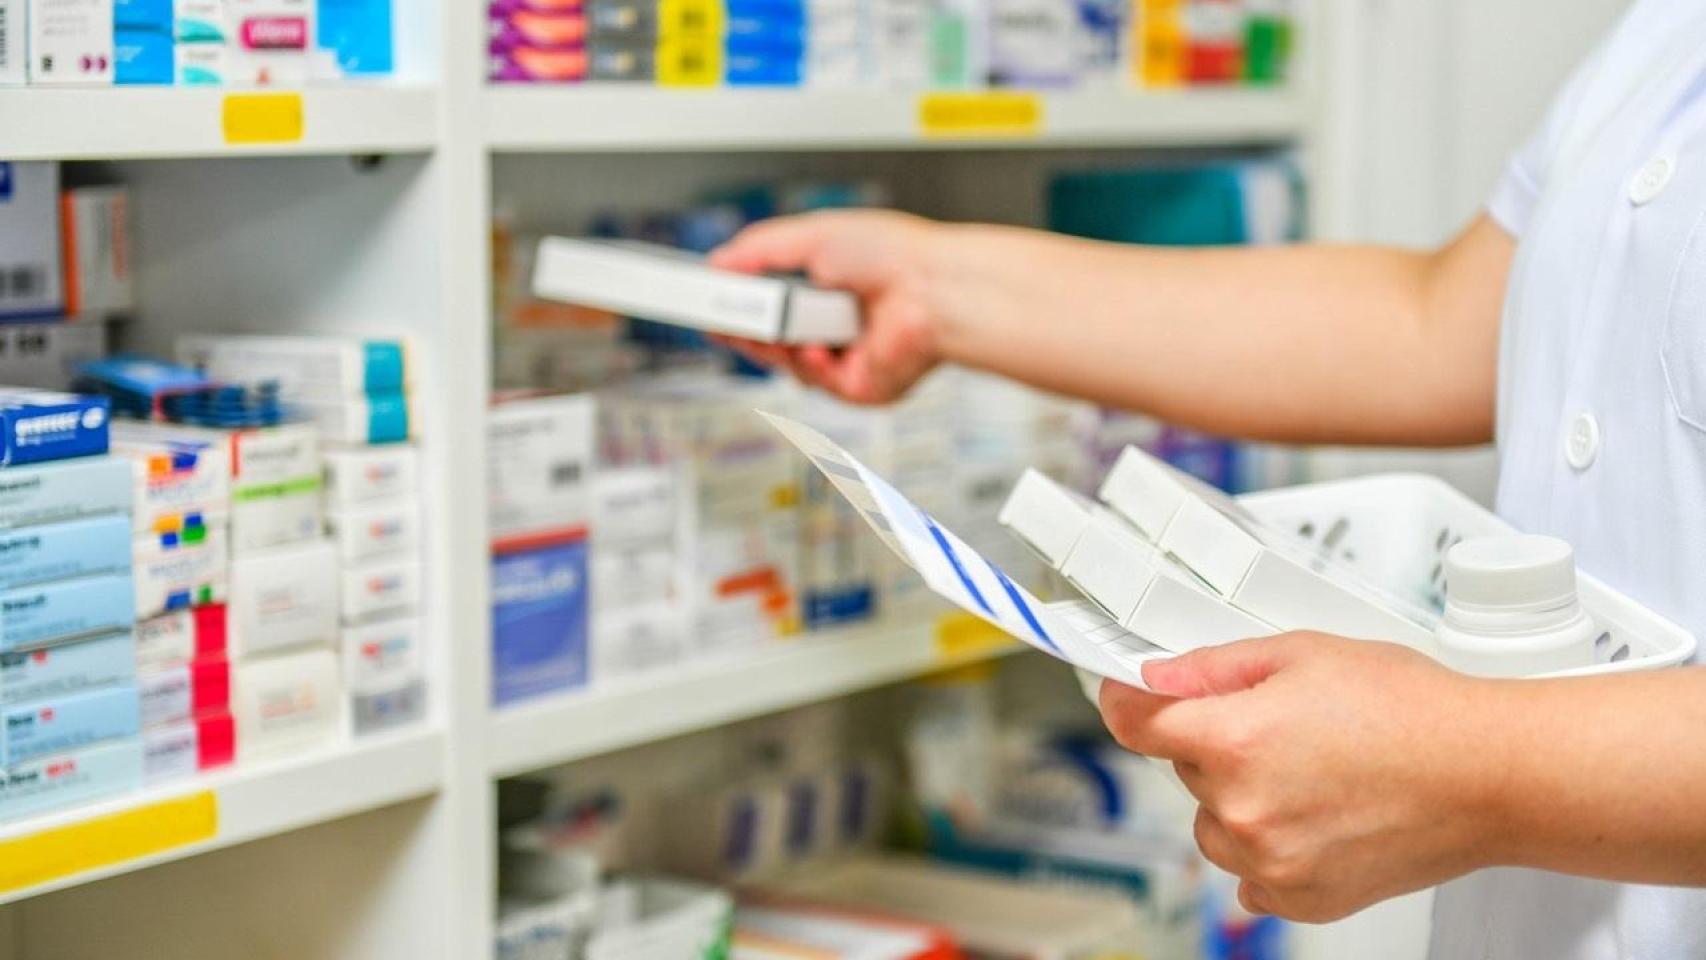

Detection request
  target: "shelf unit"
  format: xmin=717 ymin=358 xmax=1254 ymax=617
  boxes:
xmin=0 ymin=729 xmax=444 ymax=908
xmin=0 ymin=1 xmax=1362 ymax=957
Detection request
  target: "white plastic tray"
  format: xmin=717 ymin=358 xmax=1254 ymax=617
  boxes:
xmin=1240 ymin=473 xmax=1697 ymax=677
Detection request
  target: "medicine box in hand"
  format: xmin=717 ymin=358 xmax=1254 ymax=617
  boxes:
xmin=532 ymin=238 xmax=861 ymax=345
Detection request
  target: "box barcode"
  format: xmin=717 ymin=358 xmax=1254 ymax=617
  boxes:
xmin=0 ymin=265 xmax=48 ymax=304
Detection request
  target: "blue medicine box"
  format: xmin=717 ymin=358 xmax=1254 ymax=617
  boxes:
xmin=0 ymin=631 xmax=136 ymax=706
xmin=0 ymin=391 xmax=110 ymax=466
xmin=0 ymin=739 xmax=144 ymax=821
xmin=0 ymin=574 xmax=137 ymax=652
xmin=0 ymin=513 xmax=132 ymax=590
xmin=2 ymin=685 xmax=140 ymax=766
xmin=491 ymin=538 xmax=589 ymax=707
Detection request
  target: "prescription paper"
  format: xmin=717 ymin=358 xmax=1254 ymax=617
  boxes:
xmin=762 ymin=413 xmax=1170 ymax=688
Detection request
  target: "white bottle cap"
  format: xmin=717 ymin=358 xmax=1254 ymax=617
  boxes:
xmin=1444 ymin=535 xmax=1577 ymax=612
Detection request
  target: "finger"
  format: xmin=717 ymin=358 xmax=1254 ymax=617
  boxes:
xmin=1098 ymin=679 xmax=1209 ymax=761
xmin=1195 ymin=808 xmax=1251 ymax=877
xmin=707 ymin=215 xmax=827 ymax=274
xmin=1173 ymin=760 xmax=1215 ymax=804
xmin=720 ymin=337 xmax=795 ymax=370
xmin=1141 ymin=635 xmax=1304 ymax=699
xmin=1238 ymin=879 xmax=1275 ymax=916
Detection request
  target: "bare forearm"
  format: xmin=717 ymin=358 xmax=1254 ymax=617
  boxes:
xmin=921 ymin=217 xmax=1510 ymax=446
xmin=1460 ymin=669 xmax=1706 ymax=885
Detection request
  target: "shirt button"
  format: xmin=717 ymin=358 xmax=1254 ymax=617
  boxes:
xmin=1565 ymin=412 xmax=1601 ymax=471
xmin=1629 ymin=154 xmax=1676 ymax=205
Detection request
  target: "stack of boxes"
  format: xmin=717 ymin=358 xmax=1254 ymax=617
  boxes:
xmin=588 ymin=0 xmax=656 ymax=82
xmin=109 ymin=429 xmax=234 ymax=784
xmin=656 ymin=0 xmax=722 ymax=86
xmin=588 ymin=462 xmax=684 ymax=682
xmin=8 ymin=0 xmax=392 ymax=87
xmin=179 ymin=335 xmax=427 ymax=740
xmin=0 ymin=390 xmax=145 ymax=819
xmin=489 ymin=0 xmax=588 ymax=85
xmin=488 ymin=392 xmax=594 ymax=707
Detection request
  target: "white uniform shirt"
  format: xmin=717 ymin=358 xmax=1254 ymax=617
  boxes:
xmin=1430 ymin=1 xmax=1706 ymax=957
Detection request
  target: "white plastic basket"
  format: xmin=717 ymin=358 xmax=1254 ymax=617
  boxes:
xmin=1238 ymin=473 xmax=1697 ymax=676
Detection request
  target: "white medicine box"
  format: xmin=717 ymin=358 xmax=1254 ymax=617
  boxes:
xmin=0 ymin=163 xmax=65 ymax=321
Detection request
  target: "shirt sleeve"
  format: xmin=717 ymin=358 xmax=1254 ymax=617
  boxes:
xmin=1486 ymin=25 xmax=1620 ymax=238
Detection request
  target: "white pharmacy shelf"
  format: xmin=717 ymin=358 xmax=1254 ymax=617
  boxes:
xmin=487 ymin=617 xmax=1023 ymax=778
xmin=482 ymin=86 xmax=1310 ymax=152
xmin=0 ymin=86 xmax=439 ymax=161
xmin=0 ymin=727 xmax=444 ymax=906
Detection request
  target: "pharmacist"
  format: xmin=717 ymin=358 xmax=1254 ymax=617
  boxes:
xmin=711 ymin=3 xmax=1706 ymax=957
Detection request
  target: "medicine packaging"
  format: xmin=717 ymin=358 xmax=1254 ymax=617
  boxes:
xmin=59 ymin=186 xmax=134 ymax=317
xmin=341 ymin=555 xmax=421 ymax=626
xmin=0 ymin=389 xmax=109 ymax=465
xmin=27 ymin=0 xmax=115 ymax=85
xmin=0 ymin=323 xmax=109 ymax=391
xmin=592 ymin=604 xmax=687 ymax=682
xmin=492 ymin=538 xmax=588 ymax=706
xmin=142 ymin=710 xmax=234 ymax=783
xmin=178 ymin=334 xmax=411 ymax=399
xmin=227 ymin=540 xmax=338 ymax=658
xmin=1097 ymin=446 xmax=1438 ymax=652
xmin=2 ymin=684 xmax=139 ymax=765
xmin=112 ymin=433 xmax=230 ymax=534
xmin=1 ymin=163 xmax=66 ymax=317
xmin=137 ymin=656 xmax=229 ymax=727
xmin=341 ymin=616 xmax=422 ymax=695
xmin=0 ymin=455 xmax=131 ymax=531
xmin=0 ymin=512 xmax=132 ymax=589
xmin=289 ymin=393 xmax=413 ymax=446
xmin=0 ymin=572 xmax=136 ymax=651
xmin=133 ymin=523 xmax=227 ymax=618
xmin=488 ymin=393 xmax=594 ymax=547
xmin=350 ymin=678 xmax=423 ymax=736
xmin=224 ymin=0 xmax=314 ymax=86
xmin=323 ymin=444 xmax=418 ymax=506
xmin=532 ymin=238 xmax=861 ymax=344
xmin=0 ymin=1 xmax=24 ymax=84
xmin=0 ymin=630 xmax=135 ymax=705
xmin=325 ymin=498 xmax=420 ymax=563
xmin=316 ymin=0 xmax=392 ymax=76
xmin=232 ymin=647 xmax=339 ymax=761
xmin=135 ymin=604 xmax=227 ymax=671
xmin=0 ymin=738 xmax=143 ymax=821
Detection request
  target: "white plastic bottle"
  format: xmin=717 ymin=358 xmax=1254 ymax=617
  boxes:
xmin=1435 ymin=534 xmax=1598 ymax=678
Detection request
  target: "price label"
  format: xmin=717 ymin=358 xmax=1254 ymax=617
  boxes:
xmin=222 ymin=93 xmax=306 ymax=145
xmin=0 ymin=791 xmax=218 ymax=895
xmin=917 ymin=92 xmax=1043 ymax=139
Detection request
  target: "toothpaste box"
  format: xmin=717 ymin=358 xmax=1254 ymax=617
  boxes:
xmin=340 ymin=555 xmax=421 ymax=625
xmin=135 ymin=603 xmax=226 ymax=672
xmin=2 ymin=684 xmax=139 ymax=765
xmin=232 ymin=646 xmax=339 ymax=761
xmin=0 ymin=455 xmax=131 ymax=531
xmin=0 ymin=738 xmax=144 ymax=821
xmin=0 ymin=630 xmax=134 ymax=705
xmin=226 ymin=0 xmax=314 ymax=86
xmin=133 ymin=524 xmax=227 ymax=618
xmin=0 ymin=512 xmax=131 ymax=590
xmin=227 ymin=540 xmax=338 ymax=658
xmin=142 ymin=710 xmax=233 ymax=783
xmin=492 ymin=538 xmax=588 ymax=706
xmin=0 ymin=573 xmax=135 ymax=652
xmin=59 ymin=187 xmax=135 ymax=317
xmin=488 ymin=393 xmax=594 ymax=548
xmin=178 ymin=334 xmax=412 ymax=399
xmin=323 ymin=444 xmax=418 ymax=506
xmin=27 ymin=0 xmax=115 ymax=85
xmin=325 ymin=498 xmax=419 ymax=563
xmin=0 ymin=1 xmax=24 ymax=84
xmin=0 ymin=162 xmax=64 ymax=320
xmin=0 ymin=390 xmax=110 ymax=465
xmin=138 ymin=656 xmax=228 ymax=727
xmin=174 ymin=38 xmax=226 ymax=82
xmin=176 ymin=0 xmax=226 ymax=41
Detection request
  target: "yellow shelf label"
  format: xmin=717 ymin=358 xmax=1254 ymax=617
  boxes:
xmin=0 ymin=791 xmax=218 ymax=895
xmin=222 ymin=93 xmax=306 ymax=145
xmin=918 ymin=92 xmax=1043 ymax=138
xmin=934 ymin=612 xmax=1015 ymax=661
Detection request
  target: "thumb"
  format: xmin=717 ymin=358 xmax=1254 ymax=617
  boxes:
xmin=1141 ymin=636 xmax=1302 ymax=699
